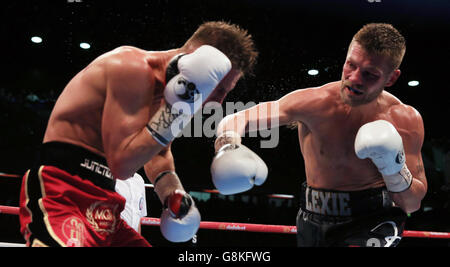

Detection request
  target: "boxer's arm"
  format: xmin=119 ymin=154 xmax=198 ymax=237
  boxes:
xmin=144 ymin=144 xmax=201 ymax=242
xmin=143 ymin=144 xmax=184 ymax=203
xmin=217 ymin=87 xmax=320 ymax=136
xmin=390 ymin=107 xmax=427 ymax=213
xmin=212 ymin=87 xmax=320 ymax=194
xmin=102 ymin=57 xmax=164 ymax=179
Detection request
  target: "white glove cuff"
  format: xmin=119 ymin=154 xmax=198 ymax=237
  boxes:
xmin=382 ymin=164 xmax=413 ymax=193
xmin=214 ymin=131 xmax=242 ymax=152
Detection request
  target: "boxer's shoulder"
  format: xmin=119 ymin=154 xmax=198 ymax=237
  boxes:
xmin=92 ymin=46 xmax=152 ymax=76
xmin=389 ymin=103 xmax=421 ymax=120
xmin=283 ymin=81 xmax=337 ymax=105
xmin=95 ymin=47 xmax=156 ymax=94
xmin=107 ymin=47 xmax=151 ymax=70
xmin=105 ymin=45 xmax=147 ymax=57
xmin=301 ymin=81 xmax=341 ymax=109
xmin=374 ymin=91 xmax=421 ymax=127
xmin=380 ymin=104 xmax=424 ymax=143
xmin=321 ymin=81 xmax=343 ymax=100
xmin=279 ymin=82 xmax=339 ymax=124
xmin=387 ymin=103 xmax=422 ymax=130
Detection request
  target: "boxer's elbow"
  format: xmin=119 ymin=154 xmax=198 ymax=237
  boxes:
xmin=106 ymin=132 xmax=164 ymax=179
xmin=392 ymin=180 xmax=426 ymax=214
xmin=400 ymin=200 xmax=421 ymax=214
xmin=105 ymin=141 xmax=144 ymax=180
xmin=393 ymin=195 xmax=422 ymax=214
xmin=108 ymin=155 xmax=134 ymax=180
xmin=110 ymin=165 xmax=132 ymax=180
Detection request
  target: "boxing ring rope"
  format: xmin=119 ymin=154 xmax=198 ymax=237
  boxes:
xmin=1 ymin=173 xmax=450 ymax=241
xmin=1 ymin=204 xmax=449 ymax=239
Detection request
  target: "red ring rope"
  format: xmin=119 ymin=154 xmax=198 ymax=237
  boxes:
xmin=1 ymin=172 xmax=449 ymax=239
xmin=1 ymin=205 xmax=449 ymax=239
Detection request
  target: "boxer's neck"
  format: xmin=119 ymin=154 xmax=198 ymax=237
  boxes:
xmin=346 ymin=91 xmax=387 ymax=119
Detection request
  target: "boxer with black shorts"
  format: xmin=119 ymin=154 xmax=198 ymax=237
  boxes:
xmin=19 ymin=21 xmax=258 ymax=246
xmin=212 ymin=23 xmax=427 ymax=247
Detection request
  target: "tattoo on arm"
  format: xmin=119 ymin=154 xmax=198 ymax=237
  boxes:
xmin=416 ymin=161 xmax=424 ymax=173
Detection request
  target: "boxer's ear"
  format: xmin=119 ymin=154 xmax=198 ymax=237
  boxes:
xmin=385 ymin=69 xmax=401 ymax=87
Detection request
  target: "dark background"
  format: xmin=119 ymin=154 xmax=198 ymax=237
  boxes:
xmin=0 ymin=0 xmax=449 ymax=247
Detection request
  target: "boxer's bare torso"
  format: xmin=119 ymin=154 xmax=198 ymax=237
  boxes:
xmin=43 ymin=45 xmax=241 ymax=179
xmin=43 ymin=46 xmax=171 ymax=156
xmin=220 ymin=80 xmax=425 ymax=192
xmin=284 ymin=81 xmax=424 ymax=191
xmin=216 ymin=41 xmax=426 ymax=212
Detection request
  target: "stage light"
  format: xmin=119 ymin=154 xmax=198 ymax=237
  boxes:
xmin=31 ymin=36 xmax=42 ymax=44
xmin=408 ymin=80 xmax=419 ymax=87
xmin=308 ymin=69 xmax=319 ymax=76
xmin=80 ymin=42 xmax=91 ymax=49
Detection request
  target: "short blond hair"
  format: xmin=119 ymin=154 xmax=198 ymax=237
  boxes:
xmin=184 ymin=21 xmax=258 ymax=76
xmin=352 ymin=23 xmax=406 ymax=71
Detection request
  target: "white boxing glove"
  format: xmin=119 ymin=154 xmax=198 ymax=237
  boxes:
xmin=160 ymin=189 xmax=201 ymax=242
xmin=147 ymin=45 xmax=232 ymax=146
xmin=354 ymin=120 xmax=413 ymax=192
xmin=211 ymin=131 xmax=268 ymax=195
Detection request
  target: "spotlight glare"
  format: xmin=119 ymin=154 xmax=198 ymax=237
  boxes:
xmin=308 ymin=69 xmax=319 ymax=76
xmin=31 ymin=36 xmax=42 ymax=44
xmin=80 ymin=42 xmax=91 ymax=49
xmin=408 ymin=80 xmax=419 ymax=87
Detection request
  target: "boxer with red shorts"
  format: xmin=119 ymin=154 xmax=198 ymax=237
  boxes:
xmin=19 ymin=21 xmax=258 ymax=246
xmin=20 ymin=142 xmax=150 ymax=247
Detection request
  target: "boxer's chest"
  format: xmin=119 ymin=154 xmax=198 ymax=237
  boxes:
xmin=302 ymin=107 xmax=389 ymax=163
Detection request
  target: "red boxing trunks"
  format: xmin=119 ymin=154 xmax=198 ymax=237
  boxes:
xmin=19 ymin=142 xmax=151 ymax=247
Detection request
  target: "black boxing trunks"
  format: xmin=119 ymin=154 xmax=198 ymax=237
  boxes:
xmin=296 ymin=182 xmax=407 ymax=247
xmin=19 ymin=142 xmax=151 ymax=247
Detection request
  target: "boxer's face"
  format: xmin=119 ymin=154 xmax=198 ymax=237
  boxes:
xmin=340 ymin=41 xmax=400 ymax=107
xmin=204 ymin=68 xmax=242 ymax=104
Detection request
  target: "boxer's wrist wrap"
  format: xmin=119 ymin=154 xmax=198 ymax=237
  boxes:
xmin=153 ymin=170 xmax=178 ymax=187
xmin=214 ymin=131 xmax=242 ymax=153
xmin=153 ymin=170 xmax=183 ymax=204
xmin=382 ymin=164 xmax=413 ymax=193
xmin=146 ymin=103 xmax=193 ymax=147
